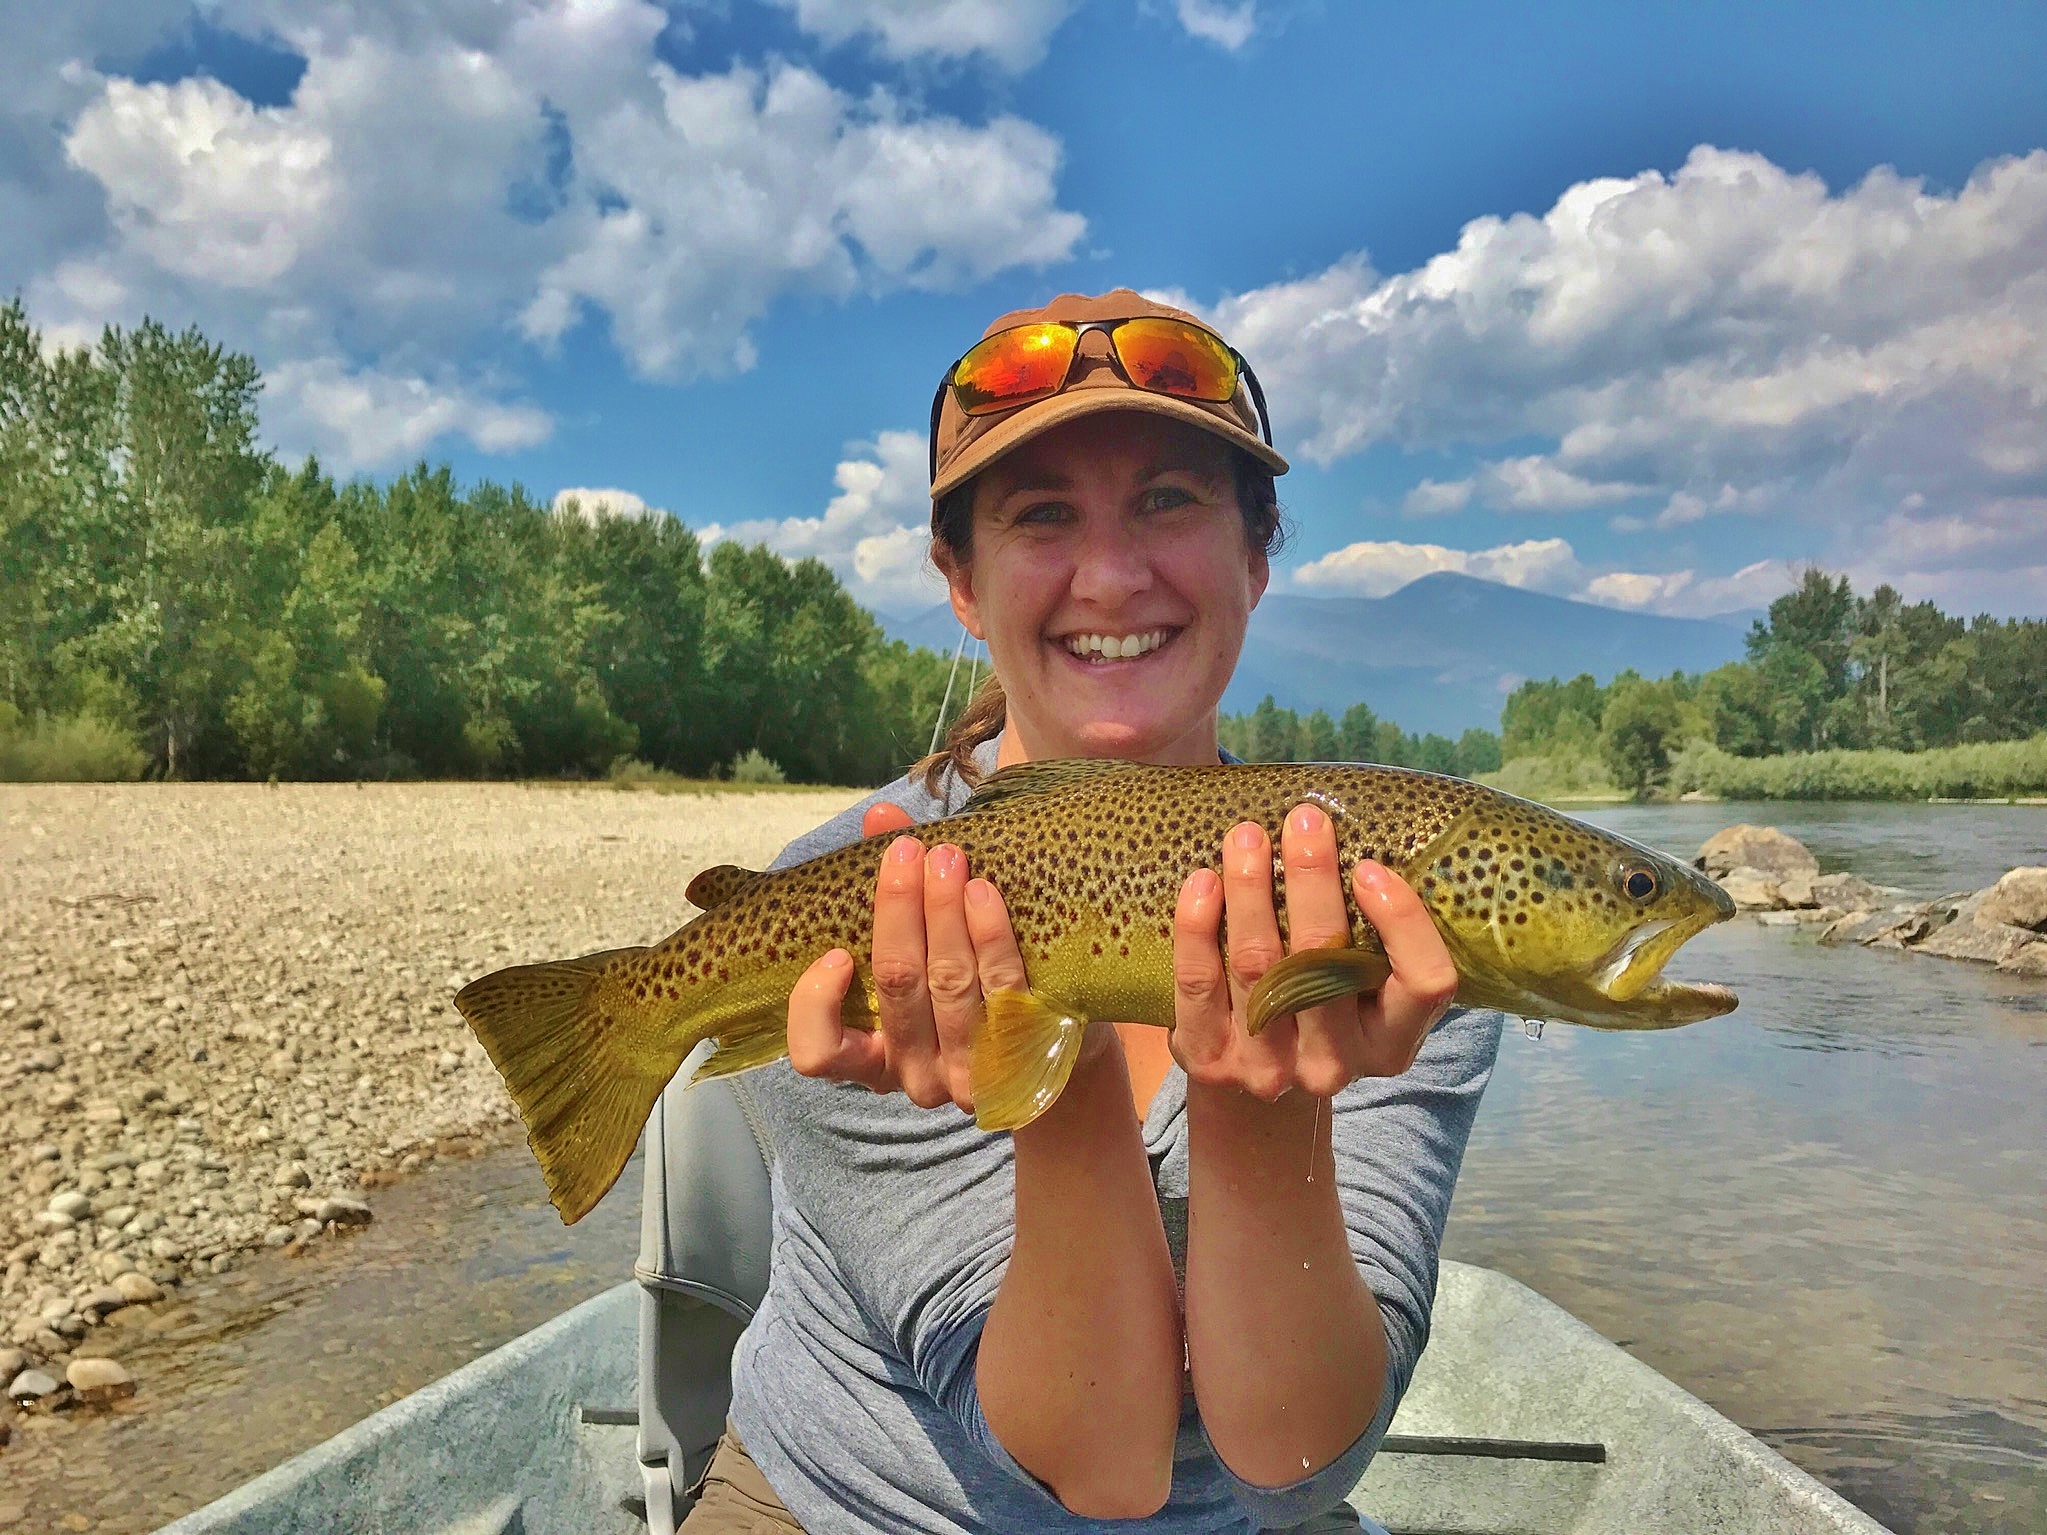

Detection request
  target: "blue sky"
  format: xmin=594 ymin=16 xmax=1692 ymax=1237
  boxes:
xmin=8 ymin=0 xmax=2046 ymax=618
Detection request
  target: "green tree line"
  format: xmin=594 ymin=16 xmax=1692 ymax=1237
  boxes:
xmin=1499 ymin=568 xmax=2047 ymax=794
xmin=1219 ymin=695 xmax=1502 ymax=778
xmin=0 ymin=300 xmax=958 ymax=784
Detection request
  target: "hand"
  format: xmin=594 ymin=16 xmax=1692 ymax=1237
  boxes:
xmin=1170 ymin=804 xmax=1456 ymax=1101
xmin=786 ymin=801 xmax=1029 ymax=1111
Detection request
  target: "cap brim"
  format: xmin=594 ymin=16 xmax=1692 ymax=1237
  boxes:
xmin=930 ymin=389 xmax=1288 ymax=502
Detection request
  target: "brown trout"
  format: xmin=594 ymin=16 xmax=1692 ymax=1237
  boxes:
xmin=456 ymin=760 xmax=1737 ymax=1222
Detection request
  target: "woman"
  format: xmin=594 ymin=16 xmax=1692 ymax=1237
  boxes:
xmin=682 ymin=291 xmax=1504 ymax=1533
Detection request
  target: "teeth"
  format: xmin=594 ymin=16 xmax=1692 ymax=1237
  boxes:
xmin=1064 ymin=630 xmax=1168 ymax=660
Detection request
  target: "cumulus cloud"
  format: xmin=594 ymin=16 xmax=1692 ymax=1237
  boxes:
xmin=1292 ymin=537 xmax=1583 ymax=599
xmin=1172 ymin=0 xmax=1258 ymax=50
xmin=773 ymin=0 xmax=1078 ymax=70
xmin=16 ymin=0 xmax=1086 ymax=469
xmin=266 ymin=357 xmax=552 ymax=465
xmin=552 ymin=486 xmax=657 ymax=522
xmin=697 ymin=429 xmax=945 ymax=611
xmin=1289 ymin=535 xmax=1795 ymax=617
xmin=1216 ymin=146 xmax=2047 ymax=611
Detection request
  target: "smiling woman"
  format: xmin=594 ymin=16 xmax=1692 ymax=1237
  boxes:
xmin=658 ymin=290 xmax=1505 ymax=1535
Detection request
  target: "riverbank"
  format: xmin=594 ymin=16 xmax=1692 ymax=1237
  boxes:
xmin=1 ymin=782 xmax=860 ymax=1436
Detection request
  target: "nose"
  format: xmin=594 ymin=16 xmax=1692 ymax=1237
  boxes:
xmin=1067 ymin=504 xmax=1154 ymax=608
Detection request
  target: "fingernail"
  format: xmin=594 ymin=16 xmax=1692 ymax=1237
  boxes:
xmin=821 ymin=948 xmax=850 ymax=970
xmin=890 ymin=836 xmax=922 ymax=864
xmin=928 ymin=844 xmax=962 ymax=880
xmin=1357 ymin=860 xmax=1389 ymax=893
xmin=1232 ymin=822 xmax=1264 ymax=851
xmin=1289 ymin=804 xmax=1323 ymax=836
xmin=1188 ymin=868 xmax=1220 ymax=901
xmin=965 ymin=879 xmax=993 ymax=908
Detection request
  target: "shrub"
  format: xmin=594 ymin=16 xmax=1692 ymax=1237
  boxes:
xmin=1667 ymin=733 xmax=2047 ymax=800
xmin=728 ymin=748 xmax=787 ymax=785
xmin=0 ymin=706 xmax=149 ymax=782
xmin=1480 ymin=752 xmax=1623 ymax=804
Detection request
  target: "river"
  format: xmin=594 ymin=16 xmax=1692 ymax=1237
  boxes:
xmin=1443 ymin=801 xmax=2047 ymax=1535
xmin=3 ymin=801 xmax=2041 ymax=1534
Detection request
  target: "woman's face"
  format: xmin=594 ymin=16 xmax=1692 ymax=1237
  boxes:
xmin=940 ymin=411 xmax=1269 ymax=766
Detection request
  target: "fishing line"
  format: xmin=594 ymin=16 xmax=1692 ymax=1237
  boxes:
xmin=927 ymin=626 xmax=972 ymax=756
xmin=1307 ymin=1091 xmax=1324 ymax=1184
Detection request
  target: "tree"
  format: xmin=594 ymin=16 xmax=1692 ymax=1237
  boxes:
xmin=1601 ymin=677 xmax=1685 ymax=795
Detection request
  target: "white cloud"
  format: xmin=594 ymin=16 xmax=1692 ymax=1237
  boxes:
xmin=773 ymin=0 xmax=1079 ymax=70
xmin=697 ymin=429 xmax=945 ymax=611
xmin=1290 ymin=537 xmax=1796 ymax=617
xmin=1292 ymin=537 xmax=1583 ymax=598
xmin=1216 ymin=146 xmax=2047 ymax=611
xmin=553 ymin=486 xmax=657 ymax=522
xmin=17 ymin=0 xmax=1086 ymax=469
xmin=1173 ymin=0 xmax=1258 ymax=50
xmin=1402 ymin=478 xmax=1473 ymax=517
xmin=267 ymin=357 xmax=553 ymax=466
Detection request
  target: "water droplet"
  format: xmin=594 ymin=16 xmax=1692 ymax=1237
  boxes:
xmin=1302 ymin=1457 xmax=1311 ymax=1469
xmin=1524 ymin=1017 xmax=1544 ymax=1040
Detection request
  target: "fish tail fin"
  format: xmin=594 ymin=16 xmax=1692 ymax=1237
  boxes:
xmin=454 ymin=947 xmax=692 ymax=1224
xmin=971 ymin=988 xmax=1089 ymax=1132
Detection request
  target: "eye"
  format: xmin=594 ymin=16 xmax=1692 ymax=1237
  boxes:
xmin=1142 ymin=484 xmax=1196 ymax=513
xmin=1621 ymin=865 xmax=1661 ymax=902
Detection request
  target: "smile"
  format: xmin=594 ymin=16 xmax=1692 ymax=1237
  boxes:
xmin=1059 ymin=628 xmax=1175 ymax=662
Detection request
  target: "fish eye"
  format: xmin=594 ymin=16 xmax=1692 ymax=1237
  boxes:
xmin=1620 ymin=864 xmax=1661 ymax=902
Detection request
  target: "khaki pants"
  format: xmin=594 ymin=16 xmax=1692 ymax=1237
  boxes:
xmin=677 ymin=1427 xmax=1372 ymax=1533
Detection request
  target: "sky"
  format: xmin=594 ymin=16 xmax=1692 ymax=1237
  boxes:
xmin=7 ymin=0 xmax=2046 ymax=621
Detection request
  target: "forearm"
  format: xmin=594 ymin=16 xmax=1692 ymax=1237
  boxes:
xmin=977 ymin=1026 xmax=1183 ymax=1517
xmin=1185 ymin=1082 xmax=1388 ymax=1487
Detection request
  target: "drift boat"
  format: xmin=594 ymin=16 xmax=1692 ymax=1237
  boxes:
xmin=154 ymin=1079 xmax=1891 ymax=1535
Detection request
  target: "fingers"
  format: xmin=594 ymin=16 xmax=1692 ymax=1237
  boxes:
xmin=961 ymin=878 xmax=1029 ymax=995
xmin=922 ymin=845 xmax=982 ymax=1108
xmin=1170 ymin=867 xmax=1232 ymax=1078
xmin=1218 ymin=821 xmax=1293 ymax=1101
xmin=862 ymin=801 xmax=914 ymax=839
xmin=1353 ymin=861 xmax=1459 ymax=1076
xmin=870 ymin=835 xmax=950 ymax=1108
xmin=1281 ymin=804 xmax=1372 ymax=1097
xmin=787 ymin=949 xmax=890 ymax=1089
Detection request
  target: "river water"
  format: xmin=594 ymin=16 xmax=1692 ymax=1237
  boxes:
xmin=4 ymin=802 xmax=2041 ymax=1534
xmin=1443 ymin=801 xmax=2047 ymax=1535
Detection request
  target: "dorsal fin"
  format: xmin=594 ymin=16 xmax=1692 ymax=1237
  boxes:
xmin=686 ymin=864 xmax=764 ymax=910
xmin=961 ymin=758 xmax=1146 ymax=812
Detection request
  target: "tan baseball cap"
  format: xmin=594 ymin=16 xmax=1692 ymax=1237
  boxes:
xmin=928 ymin=288 xmax=1289 ymax=505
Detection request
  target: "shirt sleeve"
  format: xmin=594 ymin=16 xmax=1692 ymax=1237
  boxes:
xmin=1208 ymin=1005 xmax=1504 ymax=1528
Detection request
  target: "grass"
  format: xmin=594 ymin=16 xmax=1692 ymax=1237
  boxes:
xmin=1479 ymin=753 xmax=1628 ymax=805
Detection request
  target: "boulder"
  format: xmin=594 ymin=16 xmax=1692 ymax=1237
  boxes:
xmin=1716 ymin=867 xmax=1785 ymax=910
xmin=1978 ymin=867 xmax=2047 ymax=933
xmin=1911 ymin=892 xmax=2036 ymax=966
xmin=65 ymin=1356 xmax=135 ymax=1404
xmin=1697 ymin=825 xmax=1819 ymax=880
xmin=1998 ymin=941 xmax=2047 ymax=978
xmin=1811 ymin=872 xmax=1885 ymax=911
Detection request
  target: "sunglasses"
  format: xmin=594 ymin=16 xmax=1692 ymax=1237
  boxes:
xmin=928 ymin=317 xmax=1273 ymax=482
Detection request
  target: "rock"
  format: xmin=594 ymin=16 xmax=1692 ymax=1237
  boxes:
xmin=1717 ymin=867 xmax=1785 ymax=910
xmin=44 ymin=1082 xmax=78 ymax=1111
xmin=66 ymin=1356 xmax=134 ymax=1403
xmin=1697 ymin=825 xmax=1819 ymax=880
xmin=263 ymin=1225 xmax=295 ymax=1248
xmin=79 ymin=1287 xmax=126 ymax=1318
xmin=1756 ymin=910 xmax=1806 ymax=926
xmin=1911 ymin=893 xmax=2034 ymax=965
xmin=147 ymin=1237 xmax=184 ymax=1262
xmin=1998 ymin=940 xmax=2047 ymax=977
xmin=33 ymin=1212 xmax=75 ymax=1234
xmin=111 ymin=1272 xmax=162 ymax=1304
xmin=6 ymin=1368 xmax=59 ymax=1402
xmin=314 ymin=1196 xmax=373 ymax=1227
xmin=1977 ymin=867 xmax=2047 ymax=933
xmin=96 ymin=1205 xmax=137 ymax=1232
xmin=1775 ymin=872 xmax=1817 ymax=908
xmin=0 ymin=1347 xmax=24 ymax=1387
xmin=272 ymin=1163 xmax=311 ymax=1189
xmin=47 ymin=1191 xmax=91 ymax=1221
xmin=1811 ymin=872 xmax=1885 ymax=910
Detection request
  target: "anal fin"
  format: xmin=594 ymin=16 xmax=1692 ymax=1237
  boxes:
xmin=1245 ymin=945 xmax=1393 ymax=1034
xmin=970 ymin=988 xmax=1089 ymax=1131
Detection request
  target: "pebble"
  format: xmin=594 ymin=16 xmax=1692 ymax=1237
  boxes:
xmin=0 ymin=1347 xmax=24 ymax=1387
xmin=273 ymin=1162 xmax=312 ymax=1189
xmin=5 ymin=1368 xmax=59 ymax=1403
xmin=316 ymin=1196 xmax=374 ymax=1227
xmin=263 ymin=1225 xmax=296 ymax=1247
xmin=97 ymin=1204 xmax=138 ymax=1230
xmin=111 ymin=1271 xmax=163 ymax=1304
xmin=66 ymin=1356 xmax=135 ymax=1403
xmin=47 ymin=1191 xmax=92 ymax=1221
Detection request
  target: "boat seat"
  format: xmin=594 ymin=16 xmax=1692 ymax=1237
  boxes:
xmin=634 ymin=1061 xmax=775 ymax=1535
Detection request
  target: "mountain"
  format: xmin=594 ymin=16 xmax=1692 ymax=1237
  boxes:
xmin=874 ymin=572 xmax=1749 ymax=738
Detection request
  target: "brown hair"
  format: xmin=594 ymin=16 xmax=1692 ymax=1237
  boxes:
xmin=915 ymin=451 xmax=1286 ymax=791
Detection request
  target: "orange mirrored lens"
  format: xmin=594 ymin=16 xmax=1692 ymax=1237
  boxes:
xmin=1111 ymin=317 xmax=1237 ymax=402
xmin=951 ymin=323 xmax=1080 ymax=415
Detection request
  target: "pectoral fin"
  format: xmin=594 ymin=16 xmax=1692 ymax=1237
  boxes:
xmin=1245 ymin=945 xmax=1393 ymax=1035
xmin=970 ymin=988 xmax=1089 ymax=1132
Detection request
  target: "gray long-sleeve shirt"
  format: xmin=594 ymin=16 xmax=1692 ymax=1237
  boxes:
xmin=727 ymin=747 xmax=1504 ymax=1533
